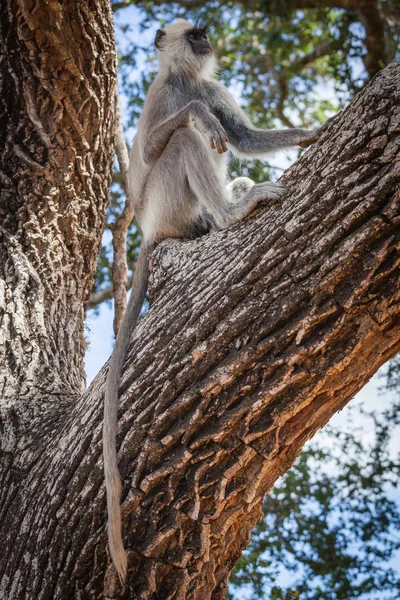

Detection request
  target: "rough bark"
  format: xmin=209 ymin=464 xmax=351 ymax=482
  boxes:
xmin=0 ymin=0 xmax=116 ymax=447
xmin=0 ymin=0 xmax=116 ymax=582
xmin=1 ymin=2 xmax=400 ymax=597
xmin=1 ymin=50 xmax=399 ymax=598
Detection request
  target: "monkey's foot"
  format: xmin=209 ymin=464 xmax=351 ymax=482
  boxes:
xmin=226 ymin=176 xmax=255 ymax=203
xmin=249 ymin=181 xmax=286 ymax=203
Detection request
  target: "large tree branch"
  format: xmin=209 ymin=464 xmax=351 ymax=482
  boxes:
xmin=1 ymin=63 xmax=399 ymax=599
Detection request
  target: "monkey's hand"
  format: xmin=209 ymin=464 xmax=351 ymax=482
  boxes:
xmin=298 ymin=113 xmax=340 ymax=148
xmin=190 ymin=102 xmax=228 ymax=154
xmin=298 ymin=130 xmax=320 ymax=148
xmin=207 ymin=118 xmax=229 ymax=154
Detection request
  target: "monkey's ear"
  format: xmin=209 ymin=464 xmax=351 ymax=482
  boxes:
xmin=154 ymin=29 xmax=166 ymax=50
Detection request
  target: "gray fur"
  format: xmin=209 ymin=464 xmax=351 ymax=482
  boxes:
xmin=103 ymin=241 xmax=152 ymax=583
xmin=103 ymin=18 xmax=320 ymax=583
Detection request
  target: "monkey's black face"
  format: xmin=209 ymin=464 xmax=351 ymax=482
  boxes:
xmin=185 ymin=27 xmax=213 ymax=56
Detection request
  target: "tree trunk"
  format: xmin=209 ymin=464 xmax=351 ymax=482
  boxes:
xmin=1 ymin=2 xmax=400 ymax=597
xmin=0 ymin=0 xmax=116 ymax=595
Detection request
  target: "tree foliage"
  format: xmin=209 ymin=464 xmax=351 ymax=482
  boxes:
xmin=228 ymin=396 xmax=400 ymax=599
xmin=90 ymin=0 xmax=400 ymax=305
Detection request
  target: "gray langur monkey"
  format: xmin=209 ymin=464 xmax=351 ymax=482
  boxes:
xmin=103 ymin=18 xmax=322 ymax=583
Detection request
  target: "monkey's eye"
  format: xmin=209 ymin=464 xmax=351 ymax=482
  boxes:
xmin=188 ymin=33 xmax=195 ymax=40
xmin=202 ymin=35 xmax=208 ymax=42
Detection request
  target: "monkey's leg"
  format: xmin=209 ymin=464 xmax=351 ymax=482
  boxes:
xmin=241 ymin=180 xmax=285 ymax=202
xmin=141 ymin=127 xmax=225 ymax=240
xmin=178 ymin=129 xmax=237 ymax=228
xmin=185 ymin=131 xmax=286 ymax=227
xmin=144 ymin=128 xmax=274 ymax=235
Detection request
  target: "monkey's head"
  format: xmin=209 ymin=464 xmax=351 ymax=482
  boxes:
xmin=155 ymin=20 xmax=216 ymax=79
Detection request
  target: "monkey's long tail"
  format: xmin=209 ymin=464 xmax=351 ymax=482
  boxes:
xmin=103 ymin=240 xmax=153 ymax=584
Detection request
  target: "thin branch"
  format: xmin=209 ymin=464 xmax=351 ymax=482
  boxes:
xmin=111 ymin=0 xmax=131 ymax=10
xmin=275 ymin=72 xmax=296 ymax=128
xmin=274 ymin=41 xmax=331 ymax=127
xmin=261 ymin=53 xmax=297 ymax=128
xmin=87 ymin=275 xmax=133 ymax=309
xmin=109 ymin=90 xmax=134 ymax=336
xmin=114 ymin=95 xmax=131 ymax=194
xmin=293 ymin=41 xmax=331 ymax=68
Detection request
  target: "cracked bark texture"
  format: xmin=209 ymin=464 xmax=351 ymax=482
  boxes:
xmin=0 ymin=2 xmax=400 ymax=598
xmin=0 ymin=0 xmax=116 ymax=451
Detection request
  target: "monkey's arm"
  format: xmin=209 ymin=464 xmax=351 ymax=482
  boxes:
xmin=212 ymin=84 xmax=319 ymax=158
xmin=143 ymin=100 xmax=228 ymax=164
